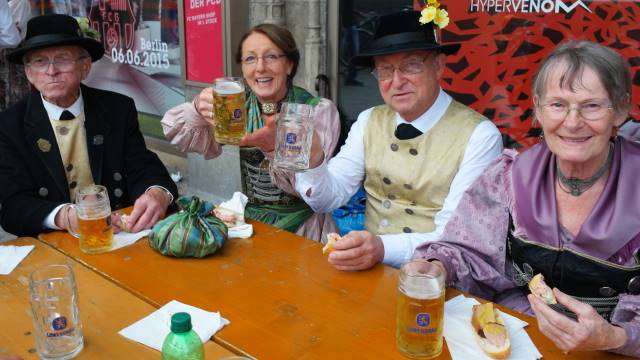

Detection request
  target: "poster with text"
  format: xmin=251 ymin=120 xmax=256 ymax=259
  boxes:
xmin=183 ymin=0 xmax=223 ymax=83
xmin=30 ymin=0 xmax=185 ymax=117
xmin=87 ymin=0 xmax=184 ymax=117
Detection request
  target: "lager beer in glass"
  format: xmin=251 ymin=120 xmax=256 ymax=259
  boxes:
xmin=213 ymin=77 xmax=246 ymax=145
xmin=396 ymin=260 xmax=445 ymax=359
xmin=74 ymin=185 xmax=113 ymax=254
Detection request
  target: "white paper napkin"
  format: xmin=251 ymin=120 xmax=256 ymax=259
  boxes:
xmin=111 ymin=229 xmax=151 ymax=251
xmin=227 ymin=224 xmax=253 ymax=239
xmin=214 ymin=192 xmax=253 ymax=239
xmin=219 ymin=192 xmax=248 ymax=216
xmin=0 ymin=245 xmax=35 ymax=275
xmin=444 ymin=295 xmax=542 ymax=360
xmin=119 ymin=300 xmax=230 ymax=351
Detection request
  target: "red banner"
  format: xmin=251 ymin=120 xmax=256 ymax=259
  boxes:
xmin=184 ymin=0 xmax=224 ymax=83
xmin=414 ymin=0 xmax=640 ymax=149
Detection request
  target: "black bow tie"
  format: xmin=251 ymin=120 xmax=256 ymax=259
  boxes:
xmin=59 ymin=110 xmax=74 ymax=120
xmin=394 ymin=123 xmax=423 ymax=140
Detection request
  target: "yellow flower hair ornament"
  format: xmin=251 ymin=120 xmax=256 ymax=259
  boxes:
xmin=418 ymin=1 xmax=450 ymax=29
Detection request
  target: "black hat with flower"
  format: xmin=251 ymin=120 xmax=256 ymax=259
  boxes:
xmin=351 ymin=1 xmax=459 ymax=67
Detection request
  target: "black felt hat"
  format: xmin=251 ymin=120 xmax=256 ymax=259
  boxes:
xmin=351 ymin=10 xmax=460 ymax=67
xmin=7 ymin=14 xmax=103 ymax=64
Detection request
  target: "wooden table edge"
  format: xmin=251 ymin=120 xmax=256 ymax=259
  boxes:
xmin=34 ymin=234 xmax=255 ymax=359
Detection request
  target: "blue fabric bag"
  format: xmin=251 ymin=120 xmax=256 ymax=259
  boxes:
xmin=331 ymin=187 xmax=366 ymax=236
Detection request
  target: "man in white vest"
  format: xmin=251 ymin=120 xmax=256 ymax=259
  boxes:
xmin=295 ymin=10 xmax=503 ymax=270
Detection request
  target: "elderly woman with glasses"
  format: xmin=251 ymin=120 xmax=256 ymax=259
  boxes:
xmin=162 ymin=24 xmax=340 ymax=241
xmin=413 ymin=41 xmax=640 ymax=357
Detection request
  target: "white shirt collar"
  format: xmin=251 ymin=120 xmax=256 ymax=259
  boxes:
xmin=394 ymin=88 xmax=452 ymax=133
xmin=41 ymin=90 xmax=84 ymax=121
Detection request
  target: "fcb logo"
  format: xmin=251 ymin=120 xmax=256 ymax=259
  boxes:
xmin=286 ymin=133 xmax=297 ymax=144
xmin=416 ymin=313 xmax=430 ymax=327
xmin=233 ymin=109 xmax=242 ymax=119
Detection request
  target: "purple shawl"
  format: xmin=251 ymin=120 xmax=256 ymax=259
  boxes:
xmin=512 ymin=137 xmax=640 ymax=260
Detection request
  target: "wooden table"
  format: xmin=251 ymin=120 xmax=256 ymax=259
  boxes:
xmin=38 ymin=223 xmax=631 ymax=360
xmin=0 ymin=238 xmax=234 ymax=360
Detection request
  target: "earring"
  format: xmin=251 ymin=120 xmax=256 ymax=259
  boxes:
xmin=611 ymin=126 xmax=618 ymax=140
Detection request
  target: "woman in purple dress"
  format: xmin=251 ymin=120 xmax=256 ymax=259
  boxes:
xmin=413 ymin=41 xmax=640 ymax=357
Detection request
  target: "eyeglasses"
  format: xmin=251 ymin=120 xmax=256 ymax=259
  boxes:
xmin=538 ymin=100 xmax=613 ymax=121
xmin=241 ymin=53 xmax=287 ymax=66
xmin=371 ymin=56 xmax=431 ymax=81
xmin=26 ymin=55 xmax=88 ymax=72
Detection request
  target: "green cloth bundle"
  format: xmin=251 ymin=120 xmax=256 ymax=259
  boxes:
xmin=148 ymin=196 xmax=227 ymax=258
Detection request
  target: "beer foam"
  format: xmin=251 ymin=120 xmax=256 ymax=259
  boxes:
xmin=214 ymin=82 xmax=243 ymax=95
xmin=400 ymin=276 xmax=443 ymax=300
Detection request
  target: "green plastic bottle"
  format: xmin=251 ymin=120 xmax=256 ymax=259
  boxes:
xmin=161 ymin=312 xmax=205 ymax=360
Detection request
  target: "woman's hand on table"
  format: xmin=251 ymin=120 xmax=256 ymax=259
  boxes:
xmin=528 ymin=288 xmax=627 ymax=352
xmin=193 ymin=87 xmax=214 ymax=120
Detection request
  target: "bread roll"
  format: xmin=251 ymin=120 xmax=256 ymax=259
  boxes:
xmin=120 ymin=214 xmax=131 ymax=232
xmin=528 ymin=273 xmax=557 ymax=304
xmin=471 ymin=302 xmax=511 ymax=359
xmin=322 ymin=233 xmax=342 ymax=255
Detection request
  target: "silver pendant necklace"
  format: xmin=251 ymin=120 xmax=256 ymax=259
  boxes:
xmin=556 ymin=145 xmax=613 ymax=197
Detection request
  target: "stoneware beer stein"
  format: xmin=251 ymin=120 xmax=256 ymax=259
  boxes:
xmin=212 ymin=77 xmax=246 ymax=145
xmin=72 ymin=184 xmax=113 ymax=254
xmin=29 ymin=264 xmax=84 ymax=360
xmin=273 ymin=102 xmax=315 ymax=171
xmin=397 ymin=260 xmax=446 ymax=359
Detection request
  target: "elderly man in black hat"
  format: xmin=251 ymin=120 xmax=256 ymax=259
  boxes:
xmin=295 ymin=10 xmax=503 ymax=270
xmin=0 ymin=14 xmax=177 ymax=236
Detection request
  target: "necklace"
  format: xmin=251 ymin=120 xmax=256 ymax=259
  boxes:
xmin=260 ymin=102 xmax=280 ymax=115
xmin=259 ymin=90 xmax=288 ymax=115
xmin=556 ymin=145 xmax=613 ymax=197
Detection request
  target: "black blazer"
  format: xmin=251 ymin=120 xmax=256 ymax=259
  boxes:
xmin=0 ymin=84 xmax=178 ymax=236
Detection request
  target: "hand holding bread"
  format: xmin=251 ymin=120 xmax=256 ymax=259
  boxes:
xmin=322 ymin=233 xmax=341 ymax=255
xmin=528 ymin=273 xmax=557 ymax=304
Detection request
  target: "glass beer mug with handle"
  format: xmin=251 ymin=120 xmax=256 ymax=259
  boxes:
xmin=212 ymin=77 xmax=246 ymax=145
xmin=71 ymin=184 xmax=113 ymax=254
xmin=29 ymin=264 xmax=84 ymax=360
xmin=273 ymin=102 xmax=315 ymax=171
xmin=397 ymin=260 xmax=446 ymax=359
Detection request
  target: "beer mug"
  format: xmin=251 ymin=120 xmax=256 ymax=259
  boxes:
xmin=72 ymin=184 xmax=113 ymax=254
xmin=272 ymin=102 xmax=315 ymax=171
xmin=29 ymin=264 xmax=84 ymax=360
xmin=396 ymin=260 xmax=445 ymax=359
xmin=212 ymin=77 xmax=246 ymax=145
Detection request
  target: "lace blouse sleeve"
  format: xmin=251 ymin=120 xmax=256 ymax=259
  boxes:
xmin=161 ymin=101 xmax=222 ymax=160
